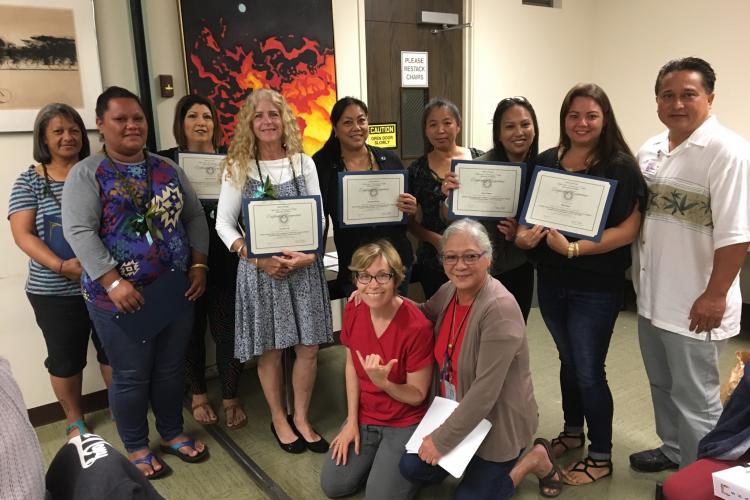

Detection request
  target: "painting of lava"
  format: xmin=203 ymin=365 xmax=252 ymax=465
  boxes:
xmin=178 ymin=0 xmax=337 ymax=154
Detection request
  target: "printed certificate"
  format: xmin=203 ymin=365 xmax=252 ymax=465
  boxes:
xmin=337 ymin=170 xmax=408 ymax=227
xmin=242 ymin=196 xmax=323 ymax=257
xmin=178 ymin=152 xmax=225 ymax=200
xmin=519 ymin=166 xmax=617 ymax=241
xmin=447 ymin=160 xmax=526 ymax=220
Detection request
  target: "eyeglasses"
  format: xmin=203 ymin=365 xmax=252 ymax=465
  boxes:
xmin=440 ymin=252 xmax=487 ymax=266
xmin=499 ymin=96 xmax=529 ymax=106
xmin=355 ymin=272 xmax=394 ymax=285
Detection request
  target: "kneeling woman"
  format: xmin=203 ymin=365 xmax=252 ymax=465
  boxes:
xmin=320 ymin=241 xmax=434 ymax=499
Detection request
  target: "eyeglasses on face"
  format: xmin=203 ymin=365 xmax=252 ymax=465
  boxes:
xmin=355 ymin=271 xmax=394 ymax=285
xmin=440 ymin=251 xmax=487 ymax=265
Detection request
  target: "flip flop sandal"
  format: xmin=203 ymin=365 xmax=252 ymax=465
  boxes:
xmin=533 ymin=438 xmax=564 ymax=498
xmin=65 ymin=418 xmax=88 ymax=437
xmin=564 ymin=456 xmax=613 ymax=485
xmin=550 ymin=430 xmax=585 ymax=457
xmin=130 ymin=452 xmax=172 ymax=480
xmin=223 ymin=404 xmax=247 ymax=430
xmin=191 ymin=402 xmax=218 ymax=425
xmin=159 ymin=438 xmax=209 ymax=463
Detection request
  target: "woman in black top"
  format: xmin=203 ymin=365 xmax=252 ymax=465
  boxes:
xmin=441 ymin=96 xmax=539 ymax=321
xmin=157 ymin=94 xmax=246 ymax=430
xmin=313 ymin=97 xmax=417 ymax=297
xmin=516 ymin=83 xmax=646 ymax=486
xmin=408 ymin=98 xmax=482 ymax=299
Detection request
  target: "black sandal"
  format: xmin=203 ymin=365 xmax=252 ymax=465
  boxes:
xmin=563 ymin=456 xmax=613 ymax=485
xmin=550 ymin=430 xmax=585 ymax=457
xmin=533 ymin=438 xmax=563 ymax=498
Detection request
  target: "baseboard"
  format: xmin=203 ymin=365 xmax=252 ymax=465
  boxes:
xmin=29 ymin=389 xmax=109 ymax=427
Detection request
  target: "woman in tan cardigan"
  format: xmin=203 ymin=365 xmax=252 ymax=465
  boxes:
xmin=398 ymin=218 xmax=563 ymax=499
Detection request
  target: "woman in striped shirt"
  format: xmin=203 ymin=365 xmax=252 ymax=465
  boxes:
xmin=8 ymin=103 xmax=111 ymax=438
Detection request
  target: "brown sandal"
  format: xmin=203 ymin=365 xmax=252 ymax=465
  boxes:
xmin=224 ymin=404 xmax=247 ymax=429
xmin=550 ymin=430 xmax=585 ymax=458
xmin=191 ymin=402 xmax=218 ymax=425
xmin=534 ymin=438 xmax=563 ymax=498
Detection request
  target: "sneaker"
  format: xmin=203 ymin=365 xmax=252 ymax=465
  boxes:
xmin=629 ymin=448 xmax=679 ymax=472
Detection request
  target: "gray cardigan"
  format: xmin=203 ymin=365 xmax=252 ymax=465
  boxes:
xmin=420 ymin=275 xmax=538 ymax=462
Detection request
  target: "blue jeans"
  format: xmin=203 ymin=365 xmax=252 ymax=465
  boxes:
xmin=399 ymin=451 xmax=518 ymax=500
xmin=536 ymin=279 xmax=622 ymax=458
xmin=87 ymin=303 xmax=194 ymax=452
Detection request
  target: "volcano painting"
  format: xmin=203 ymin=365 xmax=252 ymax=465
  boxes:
xmin=178 ymin=0 xmax=337 ymax=154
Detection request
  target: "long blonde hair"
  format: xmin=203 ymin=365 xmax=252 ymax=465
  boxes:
xmin=223 ymin=88 xmax=304 ymax=188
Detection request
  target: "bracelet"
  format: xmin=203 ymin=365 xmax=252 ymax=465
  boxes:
xmin=253 ymin=258 xmax=259 ymax=266
xmin=57 ymin=260 xmax=65 ymax=274
xmin=235 ymin=243 xmax=246 ymax=258
xmin=105 ymin=278 xmax=122 ymax=294
xmin=567 ymin=242 xmax=575 ymax=259
xmin=574 ymin=242 xmax=580 ymax=257
xmin=191 ymin=263 xmax=210 ymax=271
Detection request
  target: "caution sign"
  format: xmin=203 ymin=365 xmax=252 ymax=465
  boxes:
xmin=367 ymin=123 xmax=398 ymax=149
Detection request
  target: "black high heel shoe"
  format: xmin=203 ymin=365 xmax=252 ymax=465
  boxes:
xmin=287 ymin=414 xmax=329 ymax=454
xmin=270 ymin=421 xmax=306 ymax=454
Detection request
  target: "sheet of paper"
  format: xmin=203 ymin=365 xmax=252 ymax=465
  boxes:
xmin=405 ymin=396 xmax=492 ymax=478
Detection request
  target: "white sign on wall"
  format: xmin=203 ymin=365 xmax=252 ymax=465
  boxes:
xmin=401 ymin=51 xmax=428 ymax=88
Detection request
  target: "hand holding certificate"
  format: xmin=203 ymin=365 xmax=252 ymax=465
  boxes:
xmin=242 ymin=195 xmax=324 ymax=257
xmin=446 ymin=160 xmax=526 ymax=220
xmin=178 ymin=152 xmax=225 ymax=200
xmin=338 ymin=170 xmax=407 ymax=227
xmin=519 ymin=166 xmax=617 ymax=241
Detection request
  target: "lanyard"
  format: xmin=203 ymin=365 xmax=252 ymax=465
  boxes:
xmin=440 ymin=292 xmax=475 ymax=381
xmin=255 ymin=156 xmax=301 ymax=198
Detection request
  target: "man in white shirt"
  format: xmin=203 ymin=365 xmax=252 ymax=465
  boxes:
xmin=630 ymin=57 xmax=750 ymax=472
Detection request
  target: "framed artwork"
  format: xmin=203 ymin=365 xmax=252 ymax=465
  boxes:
xmin=0 ymin=0 xmax=102 ymax=132
xmin=178 ymin=0 xmax=337 ymax=155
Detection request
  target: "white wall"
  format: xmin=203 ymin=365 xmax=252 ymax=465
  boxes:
xmin=2 ymin=0 xmax=749 ymax=408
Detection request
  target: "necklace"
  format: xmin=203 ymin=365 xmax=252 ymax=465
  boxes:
xmin=341 ymin=147 xmax=374 ymax=171
xmin=254 ymin=156 xmax=301 ymax=198
xmin=41 ymin=164 xmax=62 ymax=207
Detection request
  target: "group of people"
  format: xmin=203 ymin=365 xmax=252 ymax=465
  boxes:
xmin=7 ymin=55 xmax=749 ymax=499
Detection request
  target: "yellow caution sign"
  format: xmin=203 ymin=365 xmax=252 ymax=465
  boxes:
xmin=366 ymin=123 xmax=397 ymax=149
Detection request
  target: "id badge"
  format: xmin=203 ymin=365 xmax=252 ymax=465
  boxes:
xmin=441 ymin=379 xmax=457 ymax=401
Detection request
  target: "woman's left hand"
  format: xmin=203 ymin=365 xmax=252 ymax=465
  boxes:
xmin=186 ymin=266 xmax=207 ymax=300
xmin=546 ymin=228 xmax=570 ymax=256
xmin=418 ymin=434 xmax=443 ymax=466
xmin=272 ymin=250 xmax=316 ymax=272
xmin=497 ymin=218 xmax=519 ymax=241
xmin=440 ymin=172 xmax=459 ymax=197
xmin=396 ymin=193 xmax=417 ymax=215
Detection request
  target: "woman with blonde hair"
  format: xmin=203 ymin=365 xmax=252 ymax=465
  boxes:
xmin=216 ymin=89 xmax=333 ymax=453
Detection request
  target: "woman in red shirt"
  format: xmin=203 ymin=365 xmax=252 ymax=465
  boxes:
xmin=319 ymin=240 xmax=434 ymax=499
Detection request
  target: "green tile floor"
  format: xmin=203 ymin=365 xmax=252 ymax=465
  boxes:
xmin=35 ymin=308 xmax=750 ymax=499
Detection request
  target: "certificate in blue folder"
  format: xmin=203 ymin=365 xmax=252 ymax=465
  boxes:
xmin=43 ymin=214 xmax=75 ymax=260
xmin=113 ymin=269 xmax=192 ymax=342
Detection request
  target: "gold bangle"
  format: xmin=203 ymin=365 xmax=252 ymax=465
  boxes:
xmin=253 ymin=258 xmax=259 ymax=266
xmin=567 ymin=242 xmax=575 ymax=259
xmin=574 ymin=242 xmax=580 ymax=257
xmin=191 ymin=263 xmax=209 ymax=271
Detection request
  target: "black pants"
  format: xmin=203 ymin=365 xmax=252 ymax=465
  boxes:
xmin=493 ymin=261 xmax=535 ymax=323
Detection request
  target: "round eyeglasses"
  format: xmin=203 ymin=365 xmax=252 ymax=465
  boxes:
xmin=355 ymin=272 xmax=394 ymax=285
xmin=440 ymin=251 xmax=487 ymax=266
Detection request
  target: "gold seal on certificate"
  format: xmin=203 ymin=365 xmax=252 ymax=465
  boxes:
xmin=178 ymin=152 xmax=225 ymax=200
xmin=243 ymin=196 xmax=323 ymax=256
xmin=338 ymin=171 xmax=407 ymax=227
xmin=520 ymin=167 xmax=617 ymax=241
xmin=448 ymin=160 xmax=525 ymax=219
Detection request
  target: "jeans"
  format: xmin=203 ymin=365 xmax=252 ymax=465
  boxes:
xmin=399 ymin=451 xmax=518 ymax=500
xmin=320 ymin=424 xmax=417 ymax=499
xmin=87 ymin=302 xmax=194 ymax=452
xmin=536 ymin=279 xmax=622 ymax=458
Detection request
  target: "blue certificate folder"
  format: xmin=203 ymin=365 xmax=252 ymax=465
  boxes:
xmin=43 ymin=215 xmax=75 ymax=260
xmin=242 ymin=195 xmax=324 ymax=258
xmin=113 ymin=269 xmax=192 ymax=342
xmin=519 ymin=166 xmax=617 ymax=242
xmin=446 ymin=160 xmax=526 ymax=221
xmin=337 ymin=170 xmax=408 ymax=228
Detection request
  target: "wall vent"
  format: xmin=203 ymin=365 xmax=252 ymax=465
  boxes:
xmin=522 ymin=0 xmax=555 ymax=7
